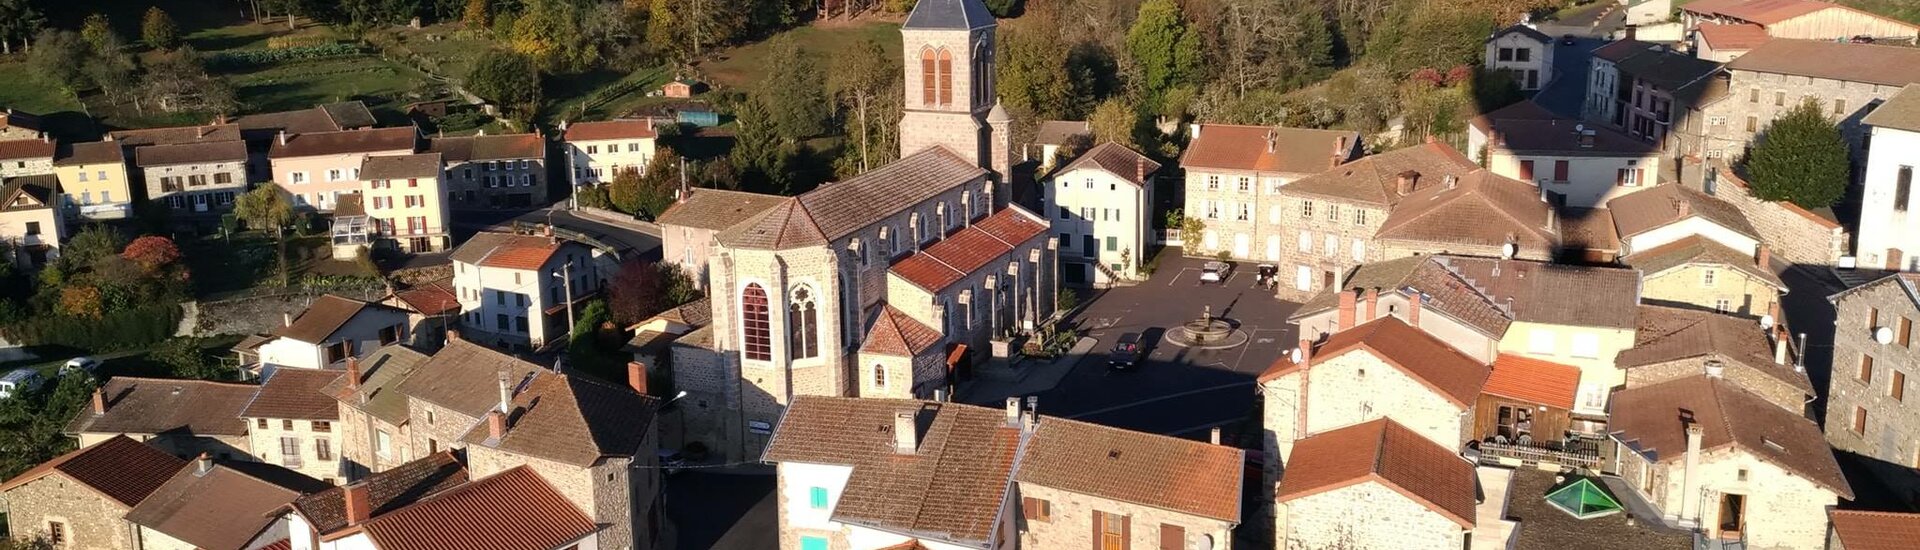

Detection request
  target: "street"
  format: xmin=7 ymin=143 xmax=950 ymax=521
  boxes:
xmin=450 ymin=205 xmax=663 ymax=262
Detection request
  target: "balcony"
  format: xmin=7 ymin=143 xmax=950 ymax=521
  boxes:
xmin=1475 ymin=439 xmax=1602 ymax=469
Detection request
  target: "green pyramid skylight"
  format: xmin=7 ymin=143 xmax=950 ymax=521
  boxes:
xmin=1545 ymin=477 xmax=1623 ymax=520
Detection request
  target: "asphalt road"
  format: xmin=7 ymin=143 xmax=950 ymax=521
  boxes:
xmin=1532 ymin=36 xmax=1608 ymax=119
xmin=451 ymin=205 xmax=663 ymax=262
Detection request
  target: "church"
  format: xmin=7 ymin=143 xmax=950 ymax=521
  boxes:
xmin=649 ymin=0 xmax=1058 ymax=464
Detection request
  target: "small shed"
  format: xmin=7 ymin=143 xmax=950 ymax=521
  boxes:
xmin=676 ymin=109 xmax=720 ymax=127
xmin=663 ymin=78 xmax=699 ymax=99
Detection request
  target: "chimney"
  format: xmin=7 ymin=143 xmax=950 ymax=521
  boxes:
xmin=344 ymin=483 xmax=371 ymax=525
xmin=627 ymin=361 xmax=649 ymax=395
xmin=1265 ymin=130 xmax=1278 ymax=153
xmin=1444 ymin=175 xmax=1459 ymax=190
xmin=1397 ymin=171 xmax=1420 ymax=196
xmin=91 ymin=388 xmax=105 ymax=414
xmin=277 ymin=130 xmax=288 ymax=146
xmin=476 ymin=129 xmax=486 ymax=136
xmin=1135 ymin=156 xmax=1147 ymax=184
xmin=1578 ymin=131 xmax=1595 ymax=148
xmin=1006 ymin=397 xmax=1021 ymax=428
xmin=1774 ymin=334 xmax=1790 ymax=365
xmin=496 ymin=371 xmax=512 ymax=414
xmin=194 ymin=453 xmax=214 ymax=476
xmin=1409 ymin=292 xmax=1424 ymax=326
xmin=1704 ymin=360 xmax=1725 ymax=378
xmin=1624 ymin=25 xmax=1637 ymax=41
xmin=1296 ymin=338 xmax=1314 ymax=365
xmin=1209 ymin=427 xmax=1222 ymax=445
xmin=346 ymin=356 xmax=362 ymax=391
xmin=446 ymin=328 xmax=460 ymax=342
xmin=1756 ymin=246 xmax=1771 ymax=269
xmin=1330 ymin=154 xmax=1343 ymax=169
xmin=1337 ymin=290 xmax=1358 ymax=331
xmin=487 ymin=409 xmax=507 ymax=440
xmin=197 ymin=126 xmax=208 ymax=139
xmin=1362 ymin=288 xmax=1378 ymax=322
xmin=1677 ymin=199 xmax=1692 ymax=217
xmin=893 ymin=411 xmax=917 ymax=454
xmin=283 ymin=312 xmax=294 ymax=327
xmin=1333 ymin=136 xmax=1348 ymax=156
xmin=1680 ymin=423 xmax=1703 ymax=519
xmin=1189 ymin=123 xmax=1202 ymax=140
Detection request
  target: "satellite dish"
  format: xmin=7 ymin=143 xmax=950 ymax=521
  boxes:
xmin=1876 ymin=326 xmax=1896 ymax=345
xmin=1289 ymin=348 xmax=1303 ymax=363
xmin=1574 ymin=123 xmax=1585 ymax=133
xmin=1198 ymin=535 xmax=1216 ymax=550
xmin=1501 ymin=242 xmax=1518 ymax=259
xmin=1758 ymin=314 xmax=1776 ymax=330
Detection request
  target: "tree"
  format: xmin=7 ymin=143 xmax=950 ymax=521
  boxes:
xmin=58 ymin=285 xmax=103 ymax=319
xmin=0 ymin=0 xmax=44 ymax=55
xmin=235 ymin=186 xmax=295 ymax=286
xmin=25 ymin=30 xmax=90 ymax=99
xmin=1125 ymin=0 xmax=1202 ymax=101
xmin=462 ymin=0 xmax=488 ymax=29
xmin=510 ymin=0 xmax=596 ymax=73
xmin=730 ymin=98 xmax=791 ymax=191
xmin=122 ymin=236 xmax=182 ymax=273
xmin=1089 ymin=98 xmax=1139 ymax=150
xmin=829 ymin=38 xmax=897 ymax=173
xmin=153 ymin=337 xmax=229 ymax=380
xmin=62 ymin=226 xmax=126 ymax=271
xmin=1747 ymin=99 xmax=1851 ymax=208
xmin=142 ymin=7 xmax=180 ymax=50
xmin=755 ymin=35 xmax=829 ymax=140
xmin=609 ymin=259 xmax=700 ymax=325
xmin=466 ymin=50 xmax=542 ymax=120
xmin=80 ymin=13 xmax=114 ymax=52
xmin=141 ymin=47 xmax=238 ymax=114
xmin=996 ymin=22 xmax=1072 ymax=120
xmin=609 ymin=153 xmax=680 ymax=219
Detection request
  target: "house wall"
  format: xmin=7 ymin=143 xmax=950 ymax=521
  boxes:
xmin=1585 ymin=59 xmax=1623 ymax=127
xmin=1701 ymin=163 xmax=1848 ymax=267
xmin=1766 ymin=10 xmax=1920 ymax=41
xmin=271 ymin=149 xmax=413 ymax=211
xmin=443 ymin=157 xmax=546 ymax=209
xmin=1280 ymin=482 xmax=1465 ymax=550
xmin=1472 ymin=393 xmax=1571 ymax=444
xmin=334 ymin=403 xmax=410 ymax=480
xmin=404 ymin=397 xmax=480 ymax=459
xmin=0 ymin=155 xmax=54 ymax=178
xmin=1639 ymin=264 xmax=1779 ymax=316
xmin=1486 ymin=149 xmax=1660 ymax=207
xmin=1 ymin=474 xmax=136 ymax=550
xmin=1017 ymin=482 xmax=1235 ymax=550
xmin=1496 ymin=321 xmax=1636 ymax=419
xmin=1643 ymin=449 xmax=1840 ymax=550
xmin=1293 ymin=297 xmax=1500 ymax=363
xmin=1485 ymin=33 xmax=1553 ymax=91
xmin=1047 ymin=165 xmax=1150 ymax=283
xmin=567 ymin=137 xmax=657 ymax=187
xmin=140 ymin=160 xmax=247 ymax=213
xmin=1625 ymin=0 xmax=1670 ymax=26
xmin=776 ymin=462 xmax=856 ymax=550
xmin=1701 ymin=70 xmax=1906 ymax=162
xmin=0 ymin=205 xmax=63 ymax=269
xmin=661 ymin=224 xmax=720 ymax=289
xmin=1827 ymin=280 xmax=1920 ymax=473
xmin=136 ymin=525 xmax=201 ymax=550
xmin=1858 ymin=126 xmax=1920 ymax=271
xmin=54 ymin=161 xmax=133 ymax=219
xmin=468 ymin=446 xmax=653 ymax=550
xmin=453 ymin=244 xmax=601 ymax=349
xmin=1624 ymin=217 xmax=1758 ymax=257
xmin=1272 ymin=193 xmax=1386 ymax=300
xmin=1300 ymin=350 xmax=1470 ymax=450
xmin=362 ymin=175 xmax=451 ymax=253
xmin=257 ymin=310 xmax=411 ymax=371
xmin=1625 ymin=360 xmax=1806 ymax=411
xmin=243 ymin=416 xmax=343 ymax=484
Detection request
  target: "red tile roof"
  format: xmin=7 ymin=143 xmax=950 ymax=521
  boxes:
xmin=0 ymin=138 xmax=55 ymax=160
xmin=274 ymin=294 xmax=408 ymax=344
xmin=461 ymin=373 xmax=660 ymax=467
xmin=564 ymin=119 xmax=659 ymax=141
xmin=1281 ymin=141 xmax=1480 ymax=206
xmin=1181 ymin=124 xmax=1359 ymax=174
xmin=1684 ymin=0 xmax=1874 ymax=25
xmin=1609 ymin=375 xmax=1850 ymax=498
xmin=891 ymin=208 xmax=1049 ymax=292
xmin=392 ymin=278 xmax=461 ymax=316
xmin=291 ymin=452 xmax=468 ymax=535
xmin=1694 ymin=23 xmax=1772 ymax=51
xmin=862 ymin=305 xmax=945 ymax=357
xmin=360 ymin=466 xmax=599 ymax=550
xmin=0 ymin=435 xmax=186 ymax=507
xmin=1259 ymin=316 xmax=1490 ymax=407
xmin=1017 ymin=418 xmax=1244 ymax=522
xmin=67 ymin=377 xmax=258 ymax=437
xmin=1483 ymin=354 xmax=1581 ymax=410
xmin=1275 ymin=418 xmax=1476 ymax=528
xmin=450 ymin=232 xmax=578 ymax=271
xmin=128 ymin=460 xmax=329 ymax=550
xmin=241 ymin=368 xmax=344 ymax=420
xmin=1829 ymin=510 xmax=1920 ymax=550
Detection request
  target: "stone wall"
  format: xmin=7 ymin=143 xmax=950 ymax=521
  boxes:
xmin=1638 ymin=264 xmax=1780 ymax=318
xmin=1825 ymin=279 xmax=1920 ymax=475
xmin=1017 ymin=483 xmax=1236 ymax=550
xmin=2 ymin=474 xmax=134 ymax=550
xmin=1271 ymin=193 xmax=1386 ymax=301
xmin=1279 ymin=482 xmax=1465 ymax=550
xmin=1700 ymin=71 xmax=1907 ymax=163
xmin=336 ymin=404 xmax=413 ymax=480
xmin=244 ymin=416 xmax=343 ymax=483
xmin=1625 ymin=359 xmax=1807 ymax=412
xmin=1300 ymin=351 xmax=1469 ymax=450
xmin=1704 ymin=161 xmax=1847 ymax=267
xmin=405 ymin=397 xmax=480 ymax=459
xmin=1667 ymin=449 xmax=1840 ymax=550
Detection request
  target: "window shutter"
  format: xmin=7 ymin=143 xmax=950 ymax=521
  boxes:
xmin=1092 ymin=512 xmax=1102 ymax=550
xmin=1518 ymin=161 xmax=1533 ymax=181
xmin=1616 ymin=169 xmax=1626 ymax=185
xmin=1635 ymin=169 xmax=1645 ymax=186
xmin=1160 ymin=524 xmax=1185 ymax=550
xmin=1021 ymin=497 xmax=1035 ymax=520
xmin=1121 ymin=514 xmax=1131 ymax=550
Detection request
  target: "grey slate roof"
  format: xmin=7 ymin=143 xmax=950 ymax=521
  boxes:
xmin=903 ymin=0 xmax=996 ymax=30
xmin=718 ymin=146 xmax=987 ymax=250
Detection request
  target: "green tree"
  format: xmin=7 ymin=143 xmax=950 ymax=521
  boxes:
xmin=141 ymin=47 xmax=238 ymax=114
xmin=142 ymin=7 xmax=180 ymax=50
xmin=729 ymin=99 xmax=790 ymax=191
xmin=26 ymin=30 xmax=90 ymax=99
xmin=996 ymin=22 xmax=1072 ymax=120
xmin=0 ymin=373 xmax=92 ymax=481
xmin=511 ymin=0 xmax=597 ymax=72
xmin=609 ymin=153 xmax=680 ymax=218
xmin=80 ymin=13 xmax=114 ymax=52
xmin=153 ymin=337 xmax=230 ymax=380
xmin=462 ymin=0 xmax=488 ymax=29
xmin=466 ymin=50 xmax=542 ymax=121
xmin=1747 ymin=100 xmax=1851 ymax=208
xmin=235 ymin=186 xmax=295 ymax=286
xmin=0 ymin=0 xmax=45 ymax=55
xmin=829 ymin=38 xmax=898 ymax=173
xmin=62 ymin=225 xmax=126 ymax=271
xmin=754 ymin=35 xmax=829 ymax=140
xmin=1089 ymin=98 xmax=1140 ymax=150
xmin=1125 ymin=0 xmax=1202 ymax=101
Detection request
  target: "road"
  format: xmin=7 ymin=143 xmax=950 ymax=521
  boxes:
xmin=451 ymin=205 xmax=663 ymax=262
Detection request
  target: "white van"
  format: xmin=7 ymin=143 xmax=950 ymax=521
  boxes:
xmin=0 ymin=368 xmax=44 ymax=399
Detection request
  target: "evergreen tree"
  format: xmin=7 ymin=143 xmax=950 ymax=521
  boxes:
xmin=997 ymin=22 xmax=1072 ymax=120
xmin=754 ymin=35 xmax=829 ymax=140
xmin=1125 ymin=0 xmax=1202 ymax=101
xmin=1747 ymin=100 xmax=1851 ymax=208
xmin=142 ymin=7 xmax=179 ymax=50
xmin=730 ymin=98 xmax=792 ymax=192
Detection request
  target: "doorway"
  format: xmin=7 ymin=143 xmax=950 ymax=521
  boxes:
xmin=1718 ymin=493 xmax=1746 ymax=539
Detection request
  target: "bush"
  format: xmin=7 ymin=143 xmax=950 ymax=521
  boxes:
xmin=206 ymin=43 xmax=361 ymax=69
xmin=1 ymin=304 xmax=182 ymax=353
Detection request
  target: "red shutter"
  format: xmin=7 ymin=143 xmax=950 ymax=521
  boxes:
xmin=1616 ymin=168 xmax=1627 ymax=186
xmin=1518 ymin=161 xmax=1534 ymax=181
xmin=1554 ymin=160 xmax=1570 ymax=181
xmin=1159 ymin=524 xmax=1185 ymax=550
xmin=1092 ymin=512 xmax=1102 ymax=550
xmin=1635 ymin=169 xmax=1645 ymax=187
xmin=1121 ymin=514 xmax=1131 ymax=550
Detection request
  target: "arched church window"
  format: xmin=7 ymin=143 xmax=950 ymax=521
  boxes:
xmin=974 ymin=40 xmax=992 ymax=104
xmin=742 ymin=284 xmax=771 ymax=361
xmin=937 ymin=48 xmax=953 ymax=106
xmin=921 ymin=47 xmax=937 ymax=105
xmin=789 ymin=286 xmax=819 ymax=359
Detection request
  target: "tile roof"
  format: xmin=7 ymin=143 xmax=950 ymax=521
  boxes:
xmin=1505 ymin=468 xmax=1692 ymax=550
xmin=241 ymin=368 xmax=344 ymax=420
xmin=1594 ymin=39 xmax=1654 ymax=63
xmin=902 ymin=0 xmax=996 ymax=30
xmin=1864 ymin=84 xmax=1920 ymax=134
xmin=1608 ymin=184 xmax=1758 ymax=241
xmin=290 ymin=451 xmax=467 ymax=535
xmin=133 ymin=140 xmax=249 ymax=167
xmin=1281 ymin=141 xmax=1478 ymax=205
xmin=428 ymin=133 xmax=547 ymax=162
xmin=1475 ymin=109 xmax=1660 ymax=156
xmin=1375 ymin=170 xmax=1558 ymax=254
xmin=1621 ymin=235 xmax=1782 ymax=288
xmin=268 ymin=127 xmax=419 ymax=158
xmin=322 ymin=344 xmax=432 ymax=425
xmin=863 ymin=305 xmax=946 ymax=357
xmin=1684 ymin=0 xmax=1880 ymax=25
xmin=1693 ymin=23 xmax=1772 ymax=52
xmin=1618 ymin=304 xmax=1812 ymax=395
xmin=1483 ymin=354 xmax=1581 ymax=410
xmin=890 ymin=207 xmax=1049 ymax=292
xmin=1292 ymin=256 xmax=1513 ymax=338
xmin=360 ymin=153 xmax=443 ymax=180
xmin=359 ymin=466 xmax=599 ymax=550
xmin=0 ymin=435 xmax=186 ymax=507
xmin=1275 ymin=418 xmax=1476 ymax=527
xmin=0 ymin=175 xmax=57 ymax=212
xmin=127 ymin=460 xmax=327 ymax=550
xmin=1490 ymin=24 xmax=1553 ymax=44
xmin=1180 ymin=124 xmax=1359 ymax=175
xmin=68 ymin=377 xmax=257 ymax=437
xmin=1032 ymin=120 xmax=1090 ymax=145
xmin=233 ymin=102 xmax=373 ymax=136
xmin=655 ymin=188 xmax=790 ymax=231
xmin=1727 ymin=39 xmax=1920 ymax=88
xmin=274 ymin=294 xmax=406 ymax=344
xmin=391 ymin=277 xmax=460 ymax=316
xmin=394 ymin=340 xmax=547 ymax=418
xmin=1017 ymin=418 xmax=1243 ymax=522
xmin=1438 ymin=256 xmax=1643 ymax=328
xmin=53 ymin=141 xmax=125 ymax=166
xmin=0 ymin=138 xmax=54 ymax=160
xmin=449 ymin=231 xmax=573 ymax=270
xmin=1829 ymin=510 xmax=1920 ymax=550
xmin=1608 ymin=374 xmax=1850 ymax=497
xmin=1607 ymin=44 xmax=1726 ymax=106
xmin=563 ymin=119 xmax=658 ymax=142
xmin=1558 ymin=207 xmax=1621 ymax=253
xmin=763 ymin=397 xmax=1020 ymax=547
xmin=463 ymin=373 xmax=660 ymax=466
xmin=107 ymin=124 xmax=243 ymax=146
xmin=1261 ymin=316 xmax=1491 ymax=407
xmin=719 ymin=147 xmax=989 ymax=250
xmin=1051 ymin=141 xmax=1159 ymax=186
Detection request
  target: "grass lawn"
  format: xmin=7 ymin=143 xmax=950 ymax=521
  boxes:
xmin=700 ymin=21 xmax=903 ymax=89
xmin=226 ymin=55 xmax=435 ymax=114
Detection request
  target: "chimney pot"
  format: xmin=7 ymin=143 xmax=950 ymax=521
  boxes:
xmin=1624 ymin=25 xmax=1637 ymax=41
xmin=1397 ymin=171 xmax=1420 ymax=196
xmin=627 ymin=361 xmax=649 ymax=395
xmin=346 ymin=356 xmax=362 ymax=391
xmin=1005 ymin=397 xmax=1021 ymax=428
xmin=283 ymin=312 xmax=294 ymax=327
xmin=496 ymin=371 xmax=512 ymax=414
xmin=1135 ymin=155 xmax=1147 ymax=183
xmin=194 ymin=453 xmax=213 ymax=476
xmin=91 ymin=389 xmax=105 ymax=415
xmin=894 ymin=411 xmax=917 ymax=454
xmin=277 ymin=131 xmax=287 ymax=146
xmin=1774 ymin=335 xmax=1789 ymax=365
xmin=1209 ymin=427 xmax=1222 ymax=445
xmin=1337 ymin=290 xmax=1358 ymax=331
xmin=1189 ymin=123 xmax=1202 ymax=139
xmin=1363 ymin=288 xmax=1379 ymax=321
xmin=344 ymin=483 xmax=372 ymax=525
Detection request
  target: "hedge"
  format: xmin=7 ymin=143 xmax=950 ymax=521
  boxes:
xmin=2 ymin=304 xmax=182 ymax=353
xmin=208 ymin=43 xmax=363 ymax=69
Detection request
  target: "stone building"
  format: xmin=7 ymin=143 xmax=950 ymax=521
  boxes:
xmin=1290 ymin=256 xmax=1513 ymax=363
xmin=1373 ymin=170 xmax=1560 ymax=262
xmin=1484 ymin=25 xmax=1554 ymax=91
xmin=429 ymin=131 xmax=548 ymax=210
xmin=279 ymin=451 xmax=469 ymax=550
xmin=253 ymin=294 xmax=413 ymax=374
xmin=1690 ymin=23 xmax=1773 ymax=62
xmin=656 ymin=188 xmax=787 ymax=288
xmin=52 ymin=141 xmax=133 ymax=220
xmin=241 ymin=368 xmax=349 ymax=484
xmin=321 ymin=344 xmax=430 ymax=480
xmin=0 ymin=108 xmax=45 ymax=141
xmin=1825 ymin=273 xmax=1920 ymax=506
xmin=1701 ymin=40 xmax=1920 ymax=162
xmin=1270 ymin=141 xmax=1475 ymax=299
xmin=1180 ymin=123 xmax=1361 ymax=264
xmin=1608 ymin=374 xmax=1851 ymax=550
xmin=1623 ymin=236 xmax=1784 ymax=316
xmin=1617 ymin=304 xmax=1812 ymax=411
xmin=0 ymin=436 xmax=185 ymax=550
xmin=0 ymin=136 xmax=55 ymax=178
xmin=1583 ymin=40 xmax=1724 ymax=156
xmin=1857 ymin=84 xmax=1920 ymax=271
xmin=1275 ymin=418 xmax=1476 ymax=550
xmin=1608 ymin=183 xmax=1761 ymax=257
xmin=127 ymin=454 xmax=331 ymax=550
xmin=897 ymin=0 xmax=1013 ymax=190
xmin=280 ymin=463 xmax=599 ymax=550
xmin=1043 ymin=141 xmax=1158 ymax=286
xmin=132 ymin=140 xmax=249 ymax=214
xmin=68 ymin=377 xmax=258 ymax=460
xmin=1015 ymin=418 xmax=1242 ymax=550
xmin=1695 ymin=159 xmax=1848 ymax=267
xmin=1468 ymin=101 xmax=1663 ymax=208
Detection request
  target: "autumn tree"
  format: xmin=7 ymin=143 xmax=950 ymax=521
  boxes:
xmin=1748 ymin=100 xmax=1850 ymax=208
xmin=462 ymin=0 xmax=488 ymax=29
xmin=466 ymin=50 xmax=542 ymax=121
xmin=1126 ymin=0 xmax=1202 ymax=101
xmin=80 ymin=13 xmax=114 ymax=52
xmin=142 ymin=7 xmax=179 ymax=50
xmin=1089 ymin=99 xmax=1140 ymax=150
xmin=235 ymin=186 xmax=295 ymax=286
xmin=511 ymin=0 xmax=597 ymax=72
xmin=122 ymin=236 xmax=182 ymax=273
xmin=608 ymin=259 xmax=700 ymax=325
xmin=58 ymin=285 xmax=103 ymax=319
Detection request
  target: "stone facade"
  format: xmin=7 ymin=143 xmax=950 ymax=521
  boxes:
xmin=1624 ymin=358 xmax=1805 ymax=411
xmin=0 ymin=153 xmax=54 ymax=179
xmin=1697 ymin=161 xmax=1847 ymax=267
xmin=1620 ymin=446 xmax=1839 ymax=550
xmin=1639 ymin=263 xmax=1780 ymax=317
xmin=141 ymin=159 xmax=247 ymax=214
xmin=443 ymin=156 xmax=546 ymax=210
xmin=469 ymin=441 xmax=661 ymax=550
xmin=1262 ymin=351 xmax=1471 ymax=469
xmin=1272 ymin=193 xmax=1385 ymax=300
xmin=334 ymin=403 xmax=411 ymax=480
xmin=1017 ymin=483 xmax=1235 ymax=550
xmin=1279 ymin=482 xmax=1466 ymax=550
xmin=1 ymin=474 xmax=138 ymax=550
xmin=899 ymin=22 xmax=1010 ymax=182
xmin=1699 ymin=67 xmax=1908 ymax=162
xmin=404 ymin=397 xmax=480 ymax=459
xmin=1826 ymin=277 xmax=1920 ymax=477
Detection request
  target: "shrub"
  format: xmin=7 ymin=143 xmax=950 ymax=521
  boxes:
xmin=207 ymin=43 xmax=361 ymax=69
xmin=2 ymin=304 xmax=182 ymax=352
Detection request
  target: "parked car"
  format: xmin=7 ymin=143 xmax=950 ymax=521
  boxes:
xmin=1108 ymin=332 xmax=1144 ymax=370
xmin=1200 ymin=261 xmax=1233 ymax=284
xmin=60 ymin=357 xmax=101 ymax=377
xmin=0 ymin=368 xmax=44 ymax=399
xmin=1562 ymin=33 xmax=1578 ymax=46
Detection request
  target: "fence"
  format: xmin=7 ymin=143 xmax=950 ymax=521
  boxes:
xmin=1478 ymin=442 xmax=1602 ymax=469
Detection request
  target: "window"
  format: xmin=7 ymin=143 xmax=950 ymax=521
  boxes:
xmin=1236 ymin=202 xmax=1250 ymax=221
xmin=1323 ymin=234 xmax=1337 ymax=256
xmin=1022 ymin=497 xmax=1051 ymax=521
xmin=1106 ymin=236 xmax=1118 ymax=251
xmin=376 ymin=430 xmax=392 ymax=458
xmin=47 ymin=522 xmax=64 ymax=546
xmin=1204 ymin=200 xmax=1219 ymax=220
xmin=936 ymin=48 xmax=953 ymax=105
xmin=496 ymin=313 xmax=509 ymax=330
xmin=1836 ymin=99 xmax=1848 ymax=115
xmin=1853 ymin=407 xmax=1867 ymax=434
xmin=1715 ymin=299 xmax=1731 ymax=313
xmin=1745 ymin=116 xmax=1758 ymax=133
xmin=1748 ymin=88 xmax=1759 ymax=103
xmin=1300 ymin=200 xmax=1315 ymax=219
xmin=516 ymin=316 xmax=528 ymax=333
xmin=1354 ymin=209 xmax=1367 ymax=226
xmin=327 ymin=169 xmax=344 ymax=181
xmin=800 ymin=537 xmax=828 ymax=550
xmin=808 ymin=487 xmax=829 ymax=509
xmin=1206 ymin=175 xmax=1219 ymax=190
xmin=1774 ymin=91 xmax=1785 ymax=106
xmin=743 ymin=284 xmax=771 ymax=361
xmin=1519 ymin=160 xmax=1535 ymax=181
xmin=1870 ymin=307 xmax=1880 ymax=329
xmin=291 ymin=172 xmax=308 ymax=183
xmin=25 ymin=222 xmax=39 ymax=235
xmin=789 ymin=286 xmax=819 ymax=360
xmin=1897 ymin=165 xmax=1912 ymax=212
xmin=1894 ymin=370 xmax=1907 ymax=401
xmin=280 ymin=437 xmax=301 ymax=466
xmin=587 ymin=145 xmax=599 ymax=154
xmin=257 ymin=418 xmax=268 ymax=429
xmin=1553 ymin=160 xmax=1569 ymax=182
xmin=1903 ymin=317 xmax=1914 ymax=347
xmin=1702 ymin=269 xmax=1717 ymax=287
xmin=1570 ymin=333 xmax=1601 ymax=359
xmin=1297 ymin=231 xmax=1312 ymax=252
xmin=1237 ymin=177 xmax=1250 ymax=192
xmin=874 ymin=364 xmax=887 ymax=389
xmin=1498 ymin=47 xmax=1514 ymax=61
xmin=1528 ymin=329 xmax=1555 ymax=355
xmin=313 ymin=421 xmax=331 ymax=433
xmin=1098 ymin=511 xmax=1127 ymax=550
xmin=316 ymin=439 xmax=333 ymax=461
xmin=1328 ymin=204 xmax=1341 ymax=223
xmin=1351 ymin=239 xmax=1366 ymax=262
xmin=283 ymin=419 xmax=294 ymax=430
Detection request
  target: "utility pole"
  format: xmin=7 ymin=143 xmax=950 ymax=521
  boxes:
xmin=556 ymin=262 xmax=577 ymax=339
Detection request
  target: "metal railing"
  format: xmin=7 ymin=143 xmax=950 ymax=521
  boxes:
xmin=1478 ymin=442 xmax=1602 ymax=469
